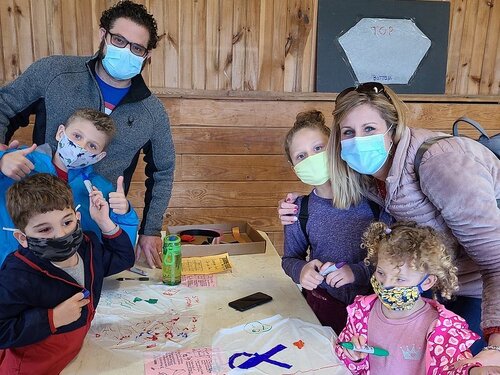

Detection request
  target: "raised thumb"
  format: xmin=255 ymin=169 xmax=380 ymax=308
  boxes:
xmin=8 ymin=139 xmax=20 ymax=149
xmin=116 ymin=176 xmax=125 ymax=194
xmin=21 ymin=143 xmax=37 ymax=155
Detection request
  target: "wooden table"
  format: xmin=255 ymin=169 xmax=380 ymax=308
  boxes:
xmin=63 ymin=233 xmax=330 ymax=374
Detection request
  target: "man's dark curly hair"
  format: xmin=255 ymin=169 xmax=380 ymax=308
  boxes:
xmin=100 ymin=0 xmax=159 ymax=50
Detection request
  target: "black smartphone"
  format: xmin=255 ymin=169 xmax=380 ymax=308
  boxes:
xmin=228 ymin=292 xmax=273 ymax=312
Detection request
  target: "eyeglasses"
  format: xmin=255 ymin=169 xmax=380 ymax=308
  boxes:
xmin=106 ymin=31 xmax=148 ymax=57
xmin=336 ymin=82 xmax=391 ymax=103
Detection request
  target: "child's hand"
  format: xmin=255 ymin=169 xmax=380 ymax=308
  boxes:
xmin=108 ymin=176 xmax=129 ymax=215
xmin=277 ymin=193 xmax=299 ymax=225
xmin=342 ymin=335 xmax=369 ymax=362
xmin=324 ymin=263 xmax=355 ymax=288
xmin=53 ymin=292 xmax=90 ymax=328
xmin=468 ymin=366 xmax=500 ymax=375
xmin=299 ymin=259 xmax=324 ymax=290
xmin=0 ymin=143 xmax=36 ymax=180
xmin=89 ymin=187 xmax=115 ymax=232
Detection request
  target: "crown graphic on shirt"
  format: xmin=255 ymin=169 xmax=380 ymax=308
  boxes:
xmin=400 ymin=345 xmax=422 ymax=361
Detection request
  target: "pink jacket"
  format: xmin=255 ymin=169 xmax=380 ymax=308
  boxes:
xmin=335 ymin=295 xmax=481 ymax=375
xmin=363 ymin=127 xmax=500 ymax=329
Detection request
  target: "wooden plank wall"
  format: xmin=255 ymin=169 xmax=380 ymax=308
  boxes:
xmin=0 ymin=0 xmax=499 ymax=95
xmin=154 ymin=93 xmax=500 ymax=253
xmin=9 ymin=93 xmax=500 ymax=254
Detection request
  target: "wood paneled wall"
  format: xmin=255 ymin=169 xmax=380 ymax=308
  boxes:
xmin=0 ymin=0 xmax=499 ymax=95
xmin=14 ymin=92 xmax=498 ymax=254
xmin=155 ymin=92 xmax=500 ymax=253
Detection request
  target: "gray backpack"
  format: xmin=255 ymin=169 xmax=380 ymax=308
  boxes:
xmin=414 ymin=117 xmax=500 ymax=207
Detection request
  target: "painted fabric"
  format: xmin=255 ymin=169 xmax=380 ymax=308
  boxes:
xmin=212 ymin=315 xmax=350 ymax=374
xmin=89 ymin=283 xmax=203 ymax=351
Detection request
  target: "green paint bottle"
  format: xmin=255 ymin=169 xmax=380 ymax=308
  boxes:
xmin=162 ymin=235 xmax=182 ymax=285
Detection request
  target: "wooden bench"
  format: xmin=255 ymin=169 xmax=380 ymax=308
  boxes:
xmin=9 ymin=91 xmax=500 ymax=254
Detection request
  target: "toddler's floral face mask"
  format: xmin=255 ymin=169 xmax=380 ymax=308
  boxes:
xmin=370 ymin=274 xmax=429 ymax=311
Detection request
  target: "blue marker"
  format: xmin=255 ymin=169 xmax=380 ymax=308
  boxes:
xmin=320 ymin=262 xmax=347 ymax=276
xmin=82 ymin=289 xmax=90 ymax=299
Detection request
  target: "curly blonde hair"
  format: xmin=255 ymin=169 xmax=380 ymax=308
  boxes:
xmin=363 ymin=221 xmax=458 ymax=299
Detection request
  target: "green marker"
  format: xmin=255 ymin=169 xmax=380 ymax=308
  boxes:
xmin=339 ymin=342 xmax=389 ymax=357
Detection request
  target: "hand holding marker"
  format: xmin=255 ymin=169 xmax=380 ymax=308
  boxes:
xmin=320 ymin=262 xmax=347 ymax=276
xmin=340 ymin=342 xmax=389 ymax=356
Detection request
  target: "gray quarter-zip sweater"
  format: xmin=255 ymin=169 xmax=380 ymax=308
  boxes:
xmin=0 ymin=54 xmax=175 ymax=237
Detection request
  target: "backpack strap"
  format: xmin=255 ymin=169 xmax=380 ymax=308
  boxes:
xmin=414 ymin=136 xmax=451 ymax=180
xmin=367 ymin=200 xmax=381 ymax=220
xmin=298 ymin=193 xmax=310 ymax=244
xmin=453 ymin=116 xmax=489 ymax=138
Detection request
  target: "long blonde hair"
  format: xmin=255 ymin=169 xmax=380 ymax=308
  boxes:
xmin=327 ymin=84 xmax=409 ymax=208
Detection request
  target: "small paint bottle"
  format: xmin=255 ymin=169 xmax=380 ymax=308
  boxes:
xmin=162 ymin=235 xmax=182 ymax=285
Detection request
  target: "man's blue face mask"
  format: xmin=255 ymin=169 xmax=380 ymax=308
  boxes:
xmin=102 ymin=44 xmax=145 ymax=80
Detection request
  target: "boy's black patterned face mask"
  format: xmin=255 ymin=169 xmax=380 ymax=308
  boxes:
xmin=26 ymin=221 xmax=83 ymax=262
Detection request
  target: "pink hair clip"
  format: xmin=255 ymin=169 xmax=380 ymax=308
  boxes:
xmin=384 ymin=228 xmax=392 ymax=234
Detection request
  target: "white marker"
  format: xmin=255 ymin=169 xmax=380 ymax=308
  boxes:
xmin=83 ymin=180 xmax=93 ymax=194
xmin=320 ymin=262 xmax=347 ymax=276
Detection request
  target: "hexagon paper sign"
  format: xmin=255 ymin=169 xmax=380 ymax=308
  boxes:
xmin=338 ymin=18 xmax=431 ymax=84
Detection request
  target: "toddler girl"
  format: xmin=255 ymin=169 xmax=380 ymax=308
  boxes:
xmin=336 ymin=221 xmax=481 ymax=374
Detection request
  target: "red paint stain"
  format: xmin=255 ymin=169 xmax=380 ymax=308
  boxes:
xmin=293 ymin=340 xmax=305 ymax=349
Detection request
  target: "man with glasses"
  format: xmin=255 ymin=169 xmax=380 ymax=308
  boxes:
xmin=0 ymin=1 xmax=174 ymax=269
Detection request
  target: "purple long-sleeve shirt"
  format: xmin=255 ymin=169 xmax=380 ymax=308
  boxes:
xmin=282 ymin=191 xmax=379 ymax=305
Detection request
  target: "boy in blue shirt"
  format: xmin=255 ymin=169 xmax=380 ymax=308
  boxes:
xmin=0 ymin=108 xmax=138 ymax=265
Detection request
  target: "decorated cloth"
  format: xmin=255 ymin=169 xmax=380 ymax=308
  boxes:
xmin=212 ymin=314 xmax=350 ymax=374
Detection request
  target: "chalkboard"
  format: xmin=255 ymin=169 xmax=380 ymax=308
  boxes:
xmin=316 ymin=0 xmax=450 ymax=94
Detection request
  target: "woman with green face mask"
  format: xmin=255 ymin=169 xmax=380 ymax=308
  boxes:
xmin=281 ymin=110 xmax=386 ymax=335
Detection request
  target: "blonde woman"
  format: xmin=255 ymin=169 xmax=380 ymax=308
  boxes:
xmin=278 ymin=82 xmax=500 ymax=368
